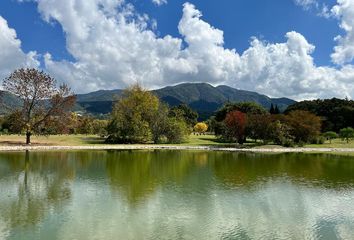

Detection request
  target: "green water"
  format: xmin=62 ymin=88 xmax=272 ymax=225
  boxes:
xmin=1 ymin=150 xmax=354 ymax=240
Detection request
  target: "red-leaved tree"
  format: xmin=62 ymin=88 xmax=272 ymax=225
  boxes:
xmin=224 ymin=110 xmax=247 ymax=144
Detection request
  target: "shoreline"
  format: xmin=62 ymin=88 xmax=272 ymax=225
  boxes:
xmin=1 ymin=144 xmax=354 ymax=153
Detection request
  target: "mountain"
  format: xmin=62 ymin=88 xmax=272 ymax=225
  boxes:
xmin=74 ymin=83 xmax=296 ymax=119
xmin=0 ymin=83 xmax=296 ymax=119
xmin=0 ymin=91 xmax=22 ymax=114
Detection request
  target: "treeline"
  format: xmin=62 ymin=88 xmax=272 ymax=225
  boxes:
xmin=0 ymin=113 xmax=108 ymax=136
xmin=285 ymin=98 xmax=354 ymax=132
xmin=207 ymin=102 xmax=322 ymax=146
xmin=0 ymin=82 xmax=198 ymax=144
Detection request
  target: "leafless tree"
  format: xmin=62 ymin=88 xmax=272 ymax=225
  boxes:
xmin=1 ymin=68 xmax=76 ymax=144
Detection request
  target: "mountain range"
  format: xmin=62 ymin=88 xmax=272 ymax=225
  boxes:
xmin=1 ymin=83 xmax=295 ymax=120
xmin=74 ymin=83 xmax=296 ymax=119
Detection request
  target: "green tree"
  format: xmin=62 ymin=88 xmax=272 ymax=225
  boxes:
xmin=107 ymin=85 xmax=159 ymax=143
xmin=269 ymin=104 xmax=275 ymax=114
xmin=323 ymin=131 xmax=338 ymax=143
xmin=170 ymin=104 xmax=198 ymax=127
xmin=339 ymin=127 xmax=354 ymax=143
xmin=285 ymin=98 xmax=354 ymax=132
xmin=274 ymin=105 xmax=280 ymax=114
xmin=165 ymin=117 xmax=189 ymax=143
xmin=107 ymin=85 xmax=188 ymax=144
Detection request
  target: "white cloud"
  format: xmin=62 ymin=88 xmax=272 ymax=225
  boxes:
xmin=4 ymin=0 xmax=354 ymax=100
xmin=0 ymin=16 xmax=39 ymax=83
xmin=294 ymin=0 xmax=319 ymax=10
xmin=152 ymin=0 xmax=167 ymax=6
xmin=331 ymin=0 xmax=354 ymax=65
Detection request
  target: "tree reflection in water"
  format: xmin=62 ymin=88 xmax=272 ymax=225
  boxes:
xmin=0 ymin=150 xmax=354 ymax=239
xmin=0 ymin=151 xmax=74 ymax=231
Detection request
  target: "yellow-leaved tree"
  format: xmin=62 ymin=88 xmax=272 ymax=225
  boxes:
xmin=194 ymin=122 xmax=208 ymax=135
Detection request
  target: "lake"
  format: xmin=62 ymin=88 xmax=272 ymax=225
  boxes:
xmin=1 ymin=150 xmax=354 ymax=239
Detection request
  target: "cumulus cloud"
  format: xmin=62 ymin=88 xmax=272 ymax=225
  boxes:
xmin=331 ymin=0 xmax=354 ymax=65
xmin=0 ymin=16 xmax=39 ymax=83
xmin=5 ymin=0 xmax=354 ymax=100
xmin=152 ymin=0 xmax=167 ymax=6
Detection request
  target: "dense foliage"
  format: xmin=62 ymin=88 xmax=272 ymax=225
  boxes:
xmin=213 ymin=102 xmax=322 ymax=146
xmin=106 ymin=85 xmax=189 ymax=144
xmin=285 ymin=98 xmax=354 ymax=132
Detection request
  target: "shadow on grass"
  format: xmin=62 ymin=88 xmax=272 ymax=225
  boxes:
xmin=81 ymin=137 xmax=106 ymax=144
xmin=0 ymin=140 xmax=52 ymax=146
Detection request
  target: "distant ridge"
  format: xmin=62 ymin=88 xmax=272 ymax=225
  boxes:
xmin=74 ymin=83 xmax=296 ymax=119
xmin=1 ymin=83 xmax=296 ymax=120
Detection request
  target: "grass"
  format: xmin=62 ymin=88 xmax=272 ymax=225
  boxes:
xmin=0 ymin=134 xmax=105 ymax=146
xmin=0 ymin=134 xmax=227 ymax=147
xmin=1 ymin=134 xmax=354 ymax=151
xmin=305 ymin=138 xmax=354 ymax=148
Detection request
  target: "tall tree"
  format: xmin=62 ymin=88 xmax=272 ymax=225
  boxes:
xmin=274 ymin=105 xmax=280 ymax=114
xmin=224 ymin=110 xmax=247 ymax=144
xmin=269 ymin=104 xmax=275 ymax=114
xmin=1 ymin=68 xmax=76 ymax=144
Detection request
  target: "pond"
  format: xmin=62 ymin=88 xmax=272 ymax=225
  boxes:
xmin=1 ymin=150 xmax=354 ymax=239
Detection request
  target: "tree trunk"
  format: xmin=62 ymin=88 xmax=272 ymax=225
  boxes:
xmin=26 ymin=131 xmax=31 ymax=145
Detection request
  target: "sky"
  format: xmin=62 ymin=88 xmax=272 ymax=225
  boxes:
xmin=0 ymin=0 xmax=354 ymax=100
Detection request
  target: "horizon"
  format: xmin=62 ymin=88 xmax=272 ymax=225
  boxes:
xmin=0 ymin=0 xmax=354 ymax=100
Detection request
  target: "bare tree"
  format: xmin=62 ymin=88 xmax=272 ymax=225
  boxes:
xmin=1 ymin=68 xmax=76 ymax=144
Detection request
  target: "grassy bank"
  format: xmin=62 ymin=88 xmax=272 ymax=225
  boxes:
xmin=0 ymin=134 xmax=354 ymax=150
xmin=0 ymin=134 xmax=229 ymax=147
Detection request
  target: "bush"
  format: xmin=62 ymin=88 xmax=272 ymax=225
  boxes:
xmin=282 ymin=139 xmax=295 ymax=147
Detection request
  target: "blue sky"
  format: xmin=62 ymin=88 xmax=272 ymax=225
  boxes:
xmin=0 ymin=0 xmax=340 ymax=65
xmin=0 ymin=0 xmax=354 ymax=99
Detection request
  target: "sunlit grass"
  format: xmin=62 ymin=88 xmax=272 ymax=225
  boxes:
xmin=0 ymin=134 xmax=354 ymax=150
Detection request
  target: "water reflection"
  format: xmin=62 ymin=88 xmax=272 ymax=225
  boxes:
xmin=0 ymin=150 xmax=354 ymax=239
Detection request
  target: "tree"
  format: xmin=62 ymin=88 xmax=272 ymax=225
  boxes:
xmin=224 ymin=111 xmax=247 ymax=144
xmin=150 ymin=103 xmax=170 ymax=143
xmin=215 ymin=102 xmax=267 ymax=122
xmin=274 ymin=105 xmax=280 ymax=114
xmin=107 ymin=84 xmax=189 ymax=144
xmin=169 ymin=104 xmax=198 ymax=127
xmin=339 ymin=127 xmax=354 ymax=143
xmin=247 ymin=114 xmax=273 ymax=143
xmin=107 ymin=84 xmax=159 ymax=143
xmin=285 ymin=110 xmax=322 ymax=143
xmin=285 ymin=98 xmax=354 ymax=132
xmin=323 ymin=131 xmax=338 ymax=143
xmin=194 ymin=122 xmax=208 ymax=135
xmin=1 ymin=68 xmax=76 ymax=144
xmin=269 ymin=104 xmax=275 ymax=114
xmin=165 ymin=117 xmax=189 ymax=143
xmin=271 ymin=120 xmax=294 ymax=146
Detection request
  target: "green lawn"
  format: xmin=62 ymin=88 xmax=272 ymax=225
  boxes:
xmin=0 ymin=134 xmax=353 ymax=149
xmin=0 ymin=134 xmax=105 ymax=146
xmin=0 ymin=134 xmax=227 ymax=147
xmin=305 ymin=138 xmax=354 ymax=148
